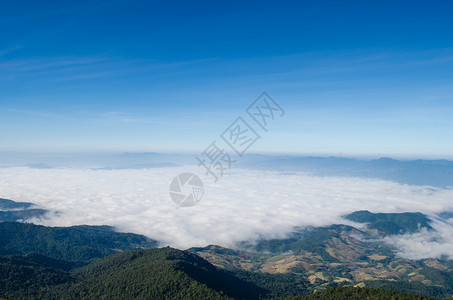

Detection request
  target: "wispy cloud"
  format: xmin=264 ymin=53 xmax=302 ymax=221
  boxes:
xmin=6 ymin=109 xmax=63 ymax=118
xmin=382 ymin=217 xmax=453 ymax=260
xmin=0 ymin=45 xmax=23 ymax=58
xmin=0 ymin=56 xmax=110 ymax=76
xmin=0 ymin=55 xmax=219 ymax=86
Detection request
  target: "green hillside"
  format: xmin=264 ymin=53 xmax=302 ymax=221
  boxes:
xmin=344 ymin=210 xmax=432 ymax=235
xmin=0 ymin=247 xmax=308 ymax=299
xmin=248 ymin=225 xmax=374 ymax=261
xmin=54 ymin=247 xmax=255 ymax=299
xmin=0 ymin=247 xmax=442 ymax=300
xmin=191 ymin=222 xmax=453 ymax=298
xmin=1 ymin=208 xmax=452 ymax=299
xmin=0 ymin=222 xmax=157 ymax=263
xmin=0 ymin=254 xmax=75 ymax=299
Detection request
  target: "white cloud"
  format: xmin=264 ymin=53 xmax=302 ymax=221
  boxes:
xmin=382 ymin=218 xmax=453 ymax=260
xmin=1 ymin=166 xmax=453 ymax=259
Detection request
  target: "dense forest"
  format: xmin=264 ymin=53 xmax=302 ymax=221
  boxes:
xmin=286 ymin=286 xmax=435 ymax=299
xmin=0 ymin=247 xmax=308 ymax=299
xmin=0 ymin=212 xmax=452 ymax=299
xmin=0 ymin=246 xmax=438 ymax=300
xmin=0 ymin=222 xmax=158 ymax=262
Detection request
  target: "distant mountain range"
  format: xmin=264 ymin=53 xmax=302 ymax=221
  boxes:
xmin=239 ymin=156 xmax=453 ymax=188
xmin=2 ymin=152 xmax=453 ymax=188
xmin=0 ymin=151 xmax=192 ymax=169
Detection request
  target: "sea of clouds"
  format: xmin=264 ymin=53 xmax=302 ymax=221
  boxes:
xmin=1 ymin=166 xmax=453 ymax=259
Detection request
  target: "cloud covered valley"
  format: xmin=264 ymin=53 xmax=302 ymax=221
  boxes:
xmin=1 ymin=166 xmax=453 ymax=260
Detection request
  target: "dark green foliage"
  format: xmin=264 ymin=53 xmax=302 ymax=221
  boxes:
xmin=14 ymin=252 xmax=78 ymax=271
xmin=232 ymin=269 xmax=309 ymax=298
xmin=62 ymin=247 xmax=309 ymax=299
xmin=0 ymin=247 xmax=289 ymax=299
xmin=0 ymin=247 xmax=311 ymax=300
xmin=0 ymin=222 xmax=157 ymax=263
xmin=0 ymin=254 xmax=75 ymax=299
xmin=284 ymin=286 xmax=435 ymax=299
xmin=344 ymin=210 xmax=432 ymax=235
xmin=62 ymin=247 xmax=265 ymax=299
xmin=419 ymin=266 xmax=453 ymax=288
xmin=365 ymin=280 xmax=450 ymax=299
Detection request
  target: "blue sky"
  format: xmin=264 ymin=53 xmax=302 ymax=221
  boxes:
xmin=1 ymin=0 xmax=453 ymax=157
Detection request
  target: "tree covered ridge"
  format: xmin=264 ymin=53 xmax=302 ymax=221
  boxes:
xmin=0 ymin=247 xmax=307 ymax=299
xmin=0 ymin=246 xmax=444 ymax=300
xmin=344 ymin=210 xmax=433 ymax=235
xmin=0 ymin=221 xmax=158 ymax=262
